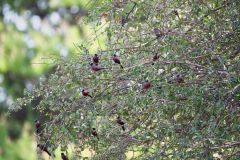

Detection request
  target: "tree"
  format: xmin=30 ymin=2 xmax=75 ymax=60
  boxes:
xmin=14 ymin=0 xmax=240 ymax=159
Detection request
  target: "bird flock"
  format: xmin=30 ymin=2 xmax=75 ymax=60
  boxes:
xmin=34 ymin=51 xmax=161 ymax=159
xmin=32 ymin=43 xmax=188 ymax=159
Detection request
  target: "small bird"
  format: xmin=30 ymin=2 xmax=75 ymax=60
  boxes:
xmin=35 ymin=120 xmax=41 ymax=134
xmin=176 ymin=74 xmax=184 ymax=83
xmin=61 ymin=153 xmax=68 ymax=160
xmin=117 ymin=116 xmax=125 ymax=131
xmin=112 ymin=54 xmax=123 ymax=69
xmin=37 ymin=144 xmax=51 ymax=156
xmin=152 ymin=53 xmax=160 ymax=65
xmin=92 ymin=54 xmax=99 ymax=64
xmin=153 ymin=28 xmax=164 ymax=38
xmin=143 ymin=80 xmax=151 ymax=90
xmin=90 ymin=63 xmax=107 ymax=72
xmin=153 ymin=53 xmax=160 ymax=61
xmin=82 ymin=89 xmax=92 ymax=98
xmin=121 ymin=16 xmax=127 ymax=26
xmin=173 ymin=10 xmax=180 ymax=19
xmin=92 ymin=128 xmax=99 ymax=139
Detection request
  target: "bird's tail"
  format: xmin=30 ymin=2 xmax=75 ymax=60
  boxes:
xmin=46 ymin=150 xmax=51 ymax=156
xmin=36 ymin=128 xmax=40 ymax=134
xmin=176 ymin=14 xmax=180 ymax=19
xmin=88 ymin=95 xmax=93 ymax=98
xmin=121 ymin=125 xmax=125 ymax=131
xmin=120 ymin=64 xmax=124 ymax=69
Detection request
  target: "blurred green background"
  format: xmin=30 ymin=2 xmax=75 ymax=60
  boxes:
xmin=0 ymin=0 xmax=104 ymax=159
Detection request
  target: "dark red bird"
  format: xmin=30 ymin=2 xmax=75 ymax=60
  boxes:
xmin=92 ymin=128 xmax=99 ymax=139
xmin=176 ymin=74 xmax=184 ymax=83
xmin=92 ymin=54 xmax=99 ymax=64
xmin=35 ymin=120 xmax=41 ymax=134
xmin=121 ymin=16 xmax=127 ymax=26
xmin=143 ymin=80 xmax=151 ymax=90
xmin=61 ymin=153 xmax=68 ymax=160
xmin=82 ymin=89 xmax=92 ymax=98
xmin=152 ymin=53 xmax=160 ymax=65
xmin=90 ymin=63 xmax=107 ymax=72
xmin=37 ymin=144 xmax=51 ymax=156
xmin=117 ymin=116 xmax=125 ymax=131
xmin=153 ymin=53 xmax=160 ymax=61
xmin=173 ymin=10 xmax=180 ymax=19
xmin=112 ymin=54 xmax=123 ymax=69
xmin=153 ymin=28 xmax=164 ymax=38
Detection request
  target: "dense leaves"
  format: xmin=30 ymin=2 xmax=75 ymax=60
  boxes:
xmin=14 ymin=0 xmax=240 ymax=159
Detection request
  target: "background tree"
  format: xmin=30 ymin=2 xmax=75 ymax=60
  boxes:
xmin=14 ymin=0 xmax=239 ymax=159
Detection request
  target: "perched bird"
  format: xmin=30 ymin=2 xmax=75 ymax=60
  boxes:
xmin=92 ymin=54 xmax=99 ymax=64
xmin=173 ymin=10 xmax=180 ymax=19
xmin=82 ymin=89 xmax=92 ymax=98
xmin=153 ymin=28 xmax=164 ymax=38
xmin=153 ymin=53 xmax=160 ymax=61
xmin=121 ymin=16 xmax=127 ymax=26
xmin=61 ymin=153 xmax=68 ymax=160
xmin=37 ymin=144 xmax=51 ymax=156
xmin=176 ymin=74 xmax=184 ymax=83
xmin=143 ymin=80 xmax=151 ymax=90
xmin=92 ymin=128 xmax=99 ymax=139
xmin=117 ymin=116 xmax=125 ymax=131
xmin=35 ymin=120 xmax=41 ymax=134
xmin=152 ymin=53 xmax=160 ymax=65
xmin=90 ymin=63 xmax=107 ymax=72
xmin=112 ymin=54 xmax=123 ymax=69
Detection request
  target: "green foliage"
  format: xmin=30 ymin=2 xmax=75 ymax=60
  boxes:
xmin=14 ymin=0 xmax=240 ymax=159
